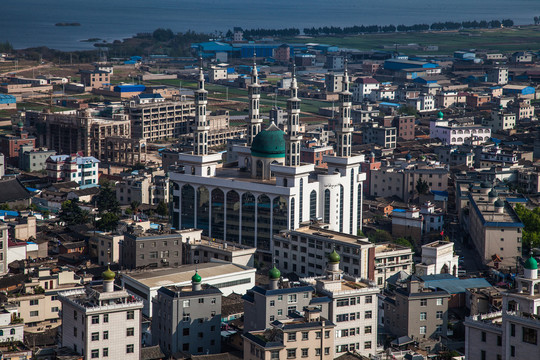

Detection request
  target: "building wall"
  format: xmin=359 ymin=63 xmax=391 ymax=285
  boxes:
xmin=121 ymin=233 xmax=183 ymax=269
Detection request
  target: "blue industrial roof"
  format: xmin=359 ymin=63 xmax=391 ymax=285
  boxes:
xmin=138 ymin=93 xmax=163 ymax=99
xmin=192 ymin=41 xmax=234 ymax=52
xmin=0 ymin=94 xmax=16 ymax=104
xmin=379 ymin=102 xmax=401 ymax=107
xmin=431 ymin=190 xmax=449 ymax=197
xmin=114 ymin=84 xmax=146 ymax=92
xmin=423 ymin=276 xmax=492 ymax=294
xmin=392 ymin=209 xmax=406 ymax=213
xmin=0 ymin=210 xmax=19 ymax=217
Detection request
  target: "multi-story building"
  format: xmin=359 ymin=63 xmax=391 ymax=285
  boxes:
xmin=89 ymin=233 xmax=123 ymax=266
xmin=362 ymin=123 xmax=397 ymax=149
xmin=373 ymin=243 xmax=414 ymax=287
xmin=127 ymin=94 xmax=195 ymax=142
xmin=59 ymin=269 xmax=143 ymax=360
xmin=121 ymin=226 xmax=183 ymax=269
xmin=0 ymin=122 xmax=36 ymax=166
xmin=209 ymin=66 xmax=228 ymax=82
xmin=487 ymin=67 xmax=509 ymax=85
xmin=416 ymin=240 xmax=459 ymax=277
xmin=151 ymin=273 xmax=222 ymax=356
xmin=273 ymin=225 xmax=375 ymax=279
xmin=352 ymin=77 xmax=380 ymax=102
xmin=302 ymin=251 xmax=380 ymax=357
xmin=79 ymin=69 xmax=110 ymax=89
xmin=393 ymin=115 xmax=416 ymax=141
xmin=483 ymin=109 xmax=516 ymax=132
xmin=0 ymin=308 xmax=24 ymax=343
xmin=243 ymin=308 xmax=336 ymax=360
xmin=464 ymin=254 xmax=540 ymax=360
xmin=184 ymin=235 xmax=256 ymax=267
xmin=300 ymin=145 xmax=334 ymax=168
xmin=0 ymin=223 xmax=7 ymax=276
xmin=508 ymin=99 xmax=535 ymax=122
xmin=430 ymin=112 xmax=491 ymax=145
xmin=18 ymin=146 xmax=56 ymax=172
xmin=46 ymin=154 xmax=99 ymax=185
xmin=383 ymin=277 xmax=450 ymax=341
xmin=325 ymin=55 xmax=344 ymax=71
xmin=116 ymin=170 xmax=169 ymax=206
xmin=392 ymin=202 xmax=444 ymax=242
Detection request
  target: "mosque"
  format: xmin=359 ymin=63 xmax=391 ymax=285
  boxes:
xmin=170 ymin=60 xmax=367 ymax=263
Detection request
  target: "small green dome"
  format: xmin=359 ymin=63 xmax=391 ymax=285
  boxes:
xmin=269 ymin=266 xmax=281 ymax=280
xmin=494 ymin=198 xmax=505 ymax=208
xmin=102 ymin=267 xmax=115 ymax=281
xmin=192 ymin=271 xmax=202 ymax=283
xmin=489 ymin=189 xmax=498 ymax=198
xmin=251 ymin=123 xmax=286 ymax=158
xmin=328 ymin=249 xmax=341 ymax=263
xmin=437 ymin=111 xmax=444 ymax=119
xmin=17 ymin=121 xmax=24 ymax=127
xmin=524 ymin=255 xmax=538 ymax=270
xmin=481 ymin=181 xmax=491 ymax=189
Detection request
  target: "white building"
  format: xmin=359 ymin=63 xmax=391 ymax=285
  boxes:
xmin=120 ymin=261 xmax=256 ymax=317
xmin=487 ymin=67 xmax=508 ymax=85
xmin=415 ymin=240 xmax=459 ymax=277
xmin=373 ymin=243 xmax=414 ymax=287
xmin=170 ymin=62 xmax=367 ymax=264
xmin=59 ymin=269 xmax=143 ymax=360
xmin=209 ymin=65 xmax=228 ymax=82
xmin=46 ymin=154 xmax=100 ymax=186
xmin=407 ymin=93 xmax=435 ymax=112
xmin=352 ymin=77 xmax=379 ymax=102
xmin=483 ymin=109 xmax=516 ymax=132
xmin=301 ymin=251 xmax=380 ymax=357
xmin=430 ymin=112 xmax=491 ymax=145
xmin=0 ymin=308 xmax=24 ymax=343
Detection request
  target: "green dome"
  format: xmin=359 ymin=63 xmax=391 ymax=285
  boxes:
xmin=102 ymin=267 xmax=115 ymax=281
xmin=192 ymin=271 xmax=202 ymax=283
xmin=251 ymin=123 xmax=286 ymax=158
xmin=524 ymin=255 xmax=538 ymax=270
xmin=488 ymin=189 xmax=498 ymax=198
xmin=437 ymin=111 xmax=444 ymax=119
xmin=494 ymin=198 xmax=505 ymax=208
xmin=269 ymin=266 xmax=281 ymax=280
xmin=328 ymin=249 xmax=341 ymax=263
xmin=17 ymin=121 xmax=24 ymax=127
xmin=481 ymin=181 xmax=491 ymax=189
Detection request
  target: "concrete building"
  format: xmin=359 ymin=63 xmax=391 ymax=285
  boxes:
xmin=362 ymin=123 xmax=397 ymax=149
xmin=0 ymin=122 xmax=36 ymax=166
xmin=46 ymin=154 xmax=99 ymax=185
xmin=464 ymin=254 xmax=540 ymax=360
xmin=127 ymin=94 xmax=195 ymax=142
xmin=325 ymin=55 xmax=345 ymax=71
xmin=121 ymin=226 xmax=184 ymax=269
xmin=79 ymin=69 xmax=110 ymax=89
xmin=374 ymin=243 xmax=414 ymax=287
xmin=184 ymin=235 xmax=256 ymax=268
xmin=416 ymin=241 xmax=459 ymax=277
xmin=90 ymin=233 xmax=123 ymax=266
xmin=302 ymin=251 xmax=380 ymax=357
xmin=326 ymin=73 xmax=345 ymax=93
xmin=383 ymin=277 xmax=450 ymax=341
xmin=0 ymin=308 xmax=24 ymax=344
xmin=151 ymin=274 xmax=222 ymax=356
xmin=116 ymin=170 xmax=169 ymax=206
xmin=243 ymin=308 xmax=335 ymax=360
xmin=483 ymin=109 xmax=516 ymax=132
xmin=19 ymin=146 xmax=56 ymax=172
xmin=0 ymin=94 xmax=16 ymax=110
xmin=59 ymin=269 xmax=143 ymax=360
xmin=300 ymin=145 xmax=334 ymax=168
xmin=209 ymin=65 xmax=228 ymax=82
xmin=487 ymin=67 xmax=509 ymax=85
xmin=352 ymin=77 xmax=379 ymax=102
xmin=465 ymin=184 xmax=524 ymax=268
xmin=430 ymin=112 xmax=491 ymax=145
xmin=0 ymin=223 xmax=7 ymax=276
xmin=121 ymin=261 xmax=255 ymax=317
xmin=392 ymin=207 xmax=424 ymax=241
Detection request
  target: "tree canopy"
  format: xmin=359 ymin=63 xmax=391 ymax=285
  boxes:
xmin=59 ymin=200 xmax=90 ymax=225
xmin=416 ymin=178 xmax=430 ymax=195
xmin=94 ymin=183 xmax=120 ymax=214
xmin=514 ymin=204 xmax=540 ymax=248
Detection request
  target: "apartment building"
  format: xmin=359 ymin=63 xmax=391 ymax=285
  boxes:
xmin=0 ymin=308 xmax=24 ymax=344
xmin=59 ymin=270 xmax=143 ymax=360
xmin=273 ymin=225 xmax=375 ymax=279
xmin=487 ymin=67 xmax=509 ymax=85
xmin=483 ymin=110 xmax=516 ymax=132
xmin=243 ymin=309 xmax=335 ymax=360
xmin=151 ymin=275 xmax=222 ymax=356
xmin=121 ymin=226 xmax=183 ymax=269
xmin=0 ymin=223 xmax=7 ymax=276
xmin=127 ymin=94 xmax=195 ymax=142
xmin=300 ymin=145 xmax=334 ymax=168
xmin=46 ymin=154 xmax=99 ymax=185
xmin=0 ymin=122 xmax=36 ymax=166
xmin=430 ymin=113 xmax=491 ymax=145
xmin=383 ymin=277 xmax=450 ymax=341
xmin=374 ymin=243 xmax=414 ymax=287
xmin=89 ymin=233 xmax=123 ymax=266
xmin=18 ymin=146 xmax=56 ymax=172
xmin=362 ymin=123 xmax=397 ymax=149
xmin=79 ymin=69 xmax=110 ymax=89
xmin=352 ymin=77 xmax=379 ymax=102
xmin=416 ymin=241 xmax=459 ymax=277
xmin=184 ymin=235 xmax=256 ymax=267
xmin=116 ymin=170 xmax=169 ymax=206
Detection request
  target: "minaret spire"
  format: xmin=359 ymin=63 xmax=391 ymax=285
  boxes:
xmin=193 ymin=57 xmax=209 ymax=155
xmin=246 ymin=55 xmax=262 ymax=146
xmin=336 ymin=58 xmax=352 ymax=157
xmin=286 ymin=64 xmax=301 ymax=166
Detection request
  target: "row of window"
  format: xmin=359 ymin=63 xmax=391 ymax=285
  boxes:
xmin=336 ymin=342 xmax=371 ymax=353
xmin=91 ymin=328 xmax=133 ymax=341
xmin=287 ymin=330 xmax=330 ymax=342
xmin=336 ymin=296 xmax=372 ymax=307
xmin=336 ymin=311 xmax=372 ymax=322
xmin=90 ymin=345 xmax=133 ymax=358
xmin=286 ymin=347 xmax=331 ymax=358
xmin=336 ymin=326 xmax=371 ymax=337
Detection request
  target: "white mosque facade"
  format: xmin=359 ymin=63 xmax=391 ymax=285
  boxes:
xmin=170 ymin=61 xmax=366 ymax=263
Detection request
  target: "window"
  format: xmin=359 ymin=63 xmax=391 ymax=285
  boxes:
xmin=270 ymin=315 xmax=275 ymax=322
xmin=103 ymin=348 xmax=109 ymax=357
xmin=126 ymin=344 xmax=134 ymax=354
xmin=420 ymin=299 xmax=427 ymax=306
xmin=183 ymin=313 xmax=190 ymax=322
xmin=278 ymin=295 xmax=283 ymax=301
xmin=301 ymin=348 xmax=308 ymax=357
xmin=365 ymin=295 xmax=372 ymax=304
xmin=365 ymin=326 xmax=372 ymax=334
xmin=436 ymin=325 xmax=442 ymax=333
xmin=511 ymin=346 xmax=515 ymax=357
xmin=315 ymin=348 xmax=321 ymax=356
xmin=103 ymin=331 xmax=109 ymax=340
xmin=73 ymin=327 xmax=77 ymax=337
xmin=92 ymin=332 xmax=99 ymax=341
xmin=481 ymin=350 xmax=486 ymax=360
xmin=497 ymin=335 xmax=502 ymax=346
xmin=325 ymin=347 xmax=330 ymax=355
xmin=198 ymin=298 xmax=204 ymax=304
xmin=271 ymin=351 xmax=280 ymax=359
xmin=288 ymin=294 xmax=297 ymax=303
xmin=436 ymin=311 xmax=443 ymax=319
xmin=365 ymin=311 xmax=372 ymax=319
xmin=288 ymin=332 xmax=296 ymax=342
xmin=302 ymin=332 xmax=308 ymax=340
xmin=30 ymin=299 xmax=39 ymax=306
xmin=127 ymin=311 xmax=135 ymax=320
xmin=30 ymin=311 xmax=39 ymax=317
xmin=316 ymin=331 xmax=322 ymax=339
xmin=183 ymin=328 xmax=189 ymax=336
xmin=51 ymin=307 xmax=59 ymax=312
xmin=287 ymin=349 xmax=296 ymax=359
xmin=511 ymin=324 xmax=516 ymax=336
xmin=127 ymin=328 xmax=134 ymax=336
xmin=91 ymin=349 xmax=99 ymax=358
xmin=523 ymin=327 xmax=538 ymax=345
xmin=278 ymin=309 xmax=283 ymax=316
xmin=481 ymin=331 xmax=486 ymax=342
xmin=364 ymin=341 xmax=372 ymax=349
xmin=325 ymin=330 xmax=330 ymax=339
xmin=92 ymin=315 xmax=99 ymax=324
xmin=270 ymin=300 xmax=275 ymax=307
xmin=420 ymin=312 xmax=427 ymax=321
xmin=303 ymin=292 xmax=309 ymax=299
xmin=419 ymin=326 xmax=426 ymax=334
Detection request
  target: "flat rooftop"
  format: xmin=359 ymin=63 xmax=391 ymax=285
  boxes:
xmin=122 ymin=262 xmax=251 ymax=289
xmin=196 ymin=236 xmax=255 ymax=251
xmin=375 ymin=243 xmax=411 ymax=253
xmin=291 ymin=226 xmax=371 ymax=246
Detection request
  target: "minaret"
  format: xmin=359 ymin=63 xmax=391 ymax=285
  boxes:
xmin=191 ymin=271 xmax=202 ymax=291
xmin=285 ymin=64 xmax=301 ymax=166
xmin=246 ymin=57 xmax=262 ymax=146
xmin=193 ymin=58 xmax=209 ymax=155
xmin=268 ymin=265 xmax=281 ymax=290
xmin=102 ymin=249 xmax=115 ymax=293
xmin=335 ymin=59 xmax=353 ymax=157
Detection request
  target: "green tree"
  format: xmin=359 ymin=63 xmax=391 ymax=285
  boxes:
xmin=398 ymin=105 xmax=418 ymax=117
xmin=96 ymin=212 xmax=120 ymax=232
xmin=59 ymin=200 xmax=90 ymax=225
xmin=369 ymin=230 xmax=393 ymax=243
xmin=156 ymin=201 xmax=169 ymax=217
xmin=514 ymin=204 xmax=540 ymax=248
xmin=416 ymin=178 xmax=430 ymax=195
xmin=394 ymin=237 xmax=414 ymax=249
xmin=94 ymin=183 xmax=120 ymax=214
xmin=130 ymin=201 xmax=140 ymax=214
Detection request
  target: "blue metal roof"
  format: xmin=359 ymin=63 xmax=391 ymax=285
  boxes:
xmin=0 ymin=94 xmax=16 ymax=104
xmin=423 ymin=277 xmax=492 ymax=294
xmin=114 ymin=84 xmax=146 ymax=92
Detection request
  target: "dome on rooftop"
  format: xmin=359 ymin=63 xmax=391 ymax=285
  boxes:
xmin=524 ymin=255 xmax=538 ymax=270
xmin=192 ymin=271 xmax=202 ymax=283
xmin=494 ymin=198 xmax=505 ymax=208
xmin=489 ymin=189 xmax=498 ymax=198
xmin=437 ymin=111 xmax=444 ymax=119
xmin=269 ymin=266 xmax=281 ymax=280
xmin=251 ymin=123 xmax=286 ymax=158
xmin=481 ymin=181 xmax=491 ymax=189
xmin=102 ymin=267 xmax=115 ymax=281
xmin=328 ymin=249 xmax=341 ymax=263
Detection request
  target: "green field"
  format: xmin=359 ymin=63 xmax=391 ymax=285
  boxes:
xmin=282 ymin=26 xmax=540 ymax=54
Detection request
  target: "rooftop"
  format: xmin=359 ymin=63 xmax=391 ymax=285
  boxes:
xmin=285 ymin=225 xmax=371 ymax=246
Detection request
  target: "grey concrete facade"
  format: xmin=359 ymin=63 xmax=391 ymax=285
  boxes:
xmin=121 ymin=229 xmax=183 ymax=269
